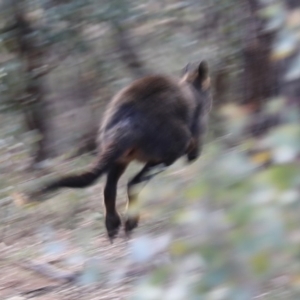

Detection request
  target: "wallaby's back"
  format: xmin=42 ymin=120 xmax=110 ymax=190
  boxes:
xmin=99 ymin=75 xmax=197 ymax=164
xmin=102 ymin=75 xmax=196 ymax=125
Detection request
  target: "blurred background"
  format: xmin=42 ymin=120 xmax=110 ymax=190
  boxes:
xmin=0 ymin=0 xmax=299 ymax=299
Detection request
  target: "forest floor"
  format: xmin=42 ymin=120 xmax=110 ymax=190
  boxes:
xmin=0 ymin=113 xmax=189 ymax=300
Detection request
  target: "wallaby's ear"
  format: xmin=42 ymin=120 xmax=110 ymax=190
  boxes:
xmin=198 ymin=60 xmax=209 ymax=81
xmin=198 ymin=60 xmax=210 ymax=90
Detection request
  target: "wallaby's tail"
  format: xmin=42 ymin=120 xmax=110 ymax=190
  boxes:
xmin=39 ymin=138 xmax=131 ymax=195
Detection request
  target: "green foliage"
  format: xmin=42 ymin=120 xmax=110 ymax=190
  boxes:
xmin=127 ymin=103 xmax=300 ymax=299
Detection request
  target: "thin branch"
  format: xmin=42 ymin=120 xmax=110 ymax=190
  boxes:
xmin=18 ymin=260 xmax=80 ymax=283
xmin=0 ymin=23 xmax=19 ymax=34
xmin=22 ymin=286 xmax=59 ymax=297
xmin=111 ymin=20 xmax=150 ymax=78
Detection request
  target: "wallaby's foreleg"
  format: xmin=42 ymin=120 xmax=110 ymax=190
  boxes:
xmin=187 ymin=106 xmax=207 ymax=162
xmin=104 ymin=162 xmax=128 ymax=240
xmin=125 ymin=162 xmax=164 ymax=234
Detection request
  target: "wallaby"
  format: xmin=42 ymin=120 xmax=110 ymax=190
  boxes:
xmin=14 ymin=60 xmax=212 ymax=241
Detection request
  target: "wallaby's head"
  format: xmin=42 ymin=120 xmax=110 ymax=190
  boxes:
xmin=181 ymin=60 xmax=211 ymax=92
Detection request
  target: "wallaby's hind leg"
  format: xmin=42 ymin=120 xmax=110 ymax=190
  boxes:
xmin=104 ymin=162 xmax=128 ymax=240
xmin=125 ymin=162 xmax=164 ymax=235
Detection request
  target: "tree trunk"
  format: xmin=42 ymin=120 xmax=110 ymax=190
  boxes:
xmin=112 ymin=21 xmax=150 ymax=79
xmin=240 ymin=0 xmax=279 ymax=112
xmin=242 ymin=0 xmax=300 ymax=136
xmin=279 ymin=0 xmax=300 ymax=109
xmin=22 ymin=79 xmax=51 ymax=164
xmin=12 ymin=9 xmax=53 ymax=166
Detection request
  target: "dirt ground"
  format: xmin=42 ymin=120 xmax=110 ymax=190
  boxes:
xmin=0 ymin=175 xmax=132 ymax=300
xmin=0 ymin=236 xmax=132 ymax=300
xmin=0 ymin=101 xmax=191 ymax=299
xmin=0 ymin=130 xmax=179 ymax=300
xmin=0 ymin=180 xmax=168 ymax=300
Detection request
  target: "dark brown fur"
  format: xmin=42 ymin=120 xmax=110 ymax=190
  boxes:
xmin=24 ymin=60 xmax=212 ymax=240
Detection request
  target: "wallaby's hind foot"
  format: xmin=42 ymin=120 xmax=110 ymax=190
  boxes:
xmin=105 ymin=213 xmax=122 ymax=240
xmin=124 ymin=216 xmax=139 ymax=236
